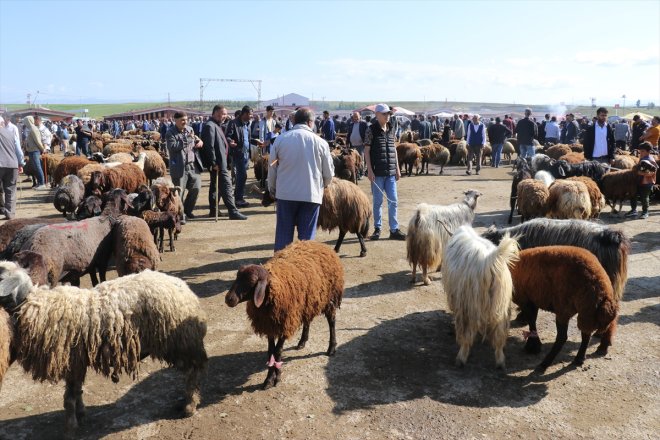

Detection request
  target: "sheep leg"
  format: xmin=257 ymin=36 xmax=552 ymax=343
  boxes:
xmin=296 ymin=322 xmax=310 ymax=349
xmin=88 ymin=269 xmax=99 ymax=286
xmin=168 ymin=227 xmax=175 ymax=252
xmin=181 ymin=366 xmax=202 ymax=417
xmin=263 ymin=337 xmax=285 ymax=390
xmin=334 ymin=231 xmax=346 ymax=254
xmin=158 ymin=225 xmax=165 ymax=253
xmin=325 ymin=309 xmax=337 ymax=356
xmin=595 ymin=319 xmax=616 ymax=356
xmin=522 ymin=303 xmax=542 ymax=354
xmin=422 ymin=265 xmax=430 ymax=286
xmin=455 ymin=318 xmax=474 ymax=367
xmin=63 ymin=368 xmax=86 ymax=437
xmin=410 ymin=262 xmax=417 ymax=284
xmin=572 ymin=331 xmax=591 ymax=367
xmin=536 ymin=320 xmax=569 ymax=372
xmin=357 ymin=232 xmax=367 ymax=258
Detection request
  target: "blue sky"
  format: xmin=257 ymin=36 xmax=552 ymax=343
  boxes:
xmin=1 ymin=0 xmax=658 ymax=106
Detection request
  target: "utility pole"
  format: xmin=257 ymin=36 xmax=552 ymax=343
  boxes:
xmin=622 ymin=94 xmax=626 ymax=115
xmin=168 ymin=92 xmax=170 ymax=106
xmin=199 ymin=78 xmax=262 ymax=110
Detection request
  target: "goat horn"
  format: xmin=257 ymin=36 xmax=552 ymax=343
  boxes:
xmin=437 ymin=220 xmax=454 ymax=237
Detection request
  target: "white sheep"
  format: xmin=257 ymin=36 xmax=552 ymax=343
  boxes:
xmin=547 ymin=180 xmax=592 ymax=219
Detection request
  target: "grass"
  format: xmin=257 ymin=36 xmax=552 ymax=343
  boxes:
xmin=1 ymin=101 xmax=658 ymax=119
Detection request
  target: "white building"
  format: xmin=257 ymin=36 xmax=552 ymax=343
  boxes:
xmin=264 ymin=93 xmax=309 ymax=107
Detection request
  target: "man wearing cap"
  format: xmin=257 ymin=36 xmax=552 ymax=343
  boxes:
xmin=515 ymin=108 xmax=538 ymax=159
xmin=465 ymin=114 xmax=486 ymax=175
xmin=583 ymin=107 xmax=615 ymax=164
xmin=364 ymin=104 xmax=406 ymax=241
xmin=268 ymin=108 xmax=334 ymax=251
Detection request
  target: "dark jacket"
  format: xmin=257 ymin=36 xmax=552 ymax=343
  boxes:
xmin=515 ymin=118 xmax=537 ymax=144
xmin=418 ymin=120 xmax=432 ymax=140
xmin=583 ymin=123 xmax=615 ymax=160
xmin=411 ymin=118 xmax=420 ymax=133
xmin=487 ymin=123 xmax=512 ymax=144
xmin=346 ymin=120 xmax=368 ymax=147
xmin=632 ymin=121 xmax=649 ymax=149
xmin=166 ymin=125 xmax=203 ymax=179
xmin=225 ymin=117 xmax=254 ymax=157
xmin=201 ymin=118 xmax=229 ymax=170
xmin=366 ymin=122 xmax=398 ymax=177
xmin=321 ymin=118 xmax=336 ymax=141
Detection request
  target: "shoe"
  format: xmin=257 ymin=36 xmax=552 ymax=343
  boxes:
xmin=229 ymin=211 xmax=248 ymax=220
xmin=185 ymin=212 xmax=196 ymax=219
xmin=465 ymin=170 xmax=472 ymax=175
xmin=35 ymin=185 xmax=48 ymax=190
xmin=625 ymin=210 xmax=638 ymax=218
xmin=389 ymin=229 xmax=406 ymax=240
xmin=639 ymin=212 xmax=649 ymax=219
xmin=476 ymin=170 xmax=480 ymax=175
xmin=236 ymin=200 xmax=249 ymax=208
xmin=370 ymin=228 xmax=381 ymax=240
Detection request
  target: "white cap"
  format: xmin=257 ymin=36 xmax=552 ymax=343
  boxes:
xmin=374 ymin=103 xmax=391 ymax=114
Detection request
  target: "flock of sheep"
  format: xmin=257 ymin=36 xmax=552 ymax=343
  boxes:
xmin=0 ymin=125 xmax=653 ymax=438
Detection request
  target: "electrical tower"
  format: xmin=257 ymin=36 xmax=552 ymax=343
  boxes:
xmin=590 ymin=97 xmax=596 ymax=108
xmin=199 ymin=78 xmax=262 ymax=109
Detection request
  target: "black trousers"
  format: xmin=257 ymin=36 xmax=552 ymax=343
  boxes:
xmin=208 ymin=168 xmax=238 ymax=214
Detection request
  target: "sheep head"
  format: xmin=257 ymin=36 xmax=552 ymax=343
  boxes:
xmin=76 ymin=195 xmax=103 ymax=219
xmin=151 ymin=184 xmax=171 ymax=210
xmin=261 ymin=189 xmax=276 ymax=207
xmin=463 ymin=189 xmax=482 ymax=210
xmin=13 ymin=251 xmax=49 ymax=287
xmin=103 ymin=189 xmax=132 ymax=215
xmin=0 ymin=260 xmax=34 ymax=311
xmin=131 ymin=185 xmax=155 ymax=214
xmin=226 ymin=265 xmax=269 ymax=308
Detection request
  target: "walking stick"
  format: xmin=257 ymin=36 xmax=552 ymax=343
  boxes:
xmin=215 ymin=169 xmax=219 ymax=223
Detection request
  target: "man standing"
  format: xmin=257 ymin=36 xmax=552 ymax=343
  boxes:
xmin=562 ymin=113 xmax=580 ymax=144
xmin=452 ymin=114 xmax=465 ymax=140
xmin=0 ymin=120 xmax=23 ymax=220
xmin=465 ymin=114 xmax=486 ymax=175
xmin=201 ymin=105 xmax=247 ymax=220
xmin=502 ymin=114 xmax=515 ymax=135
xmin=631 ymin=115 xmax=649 ymax=151
xmin=166 ymin=112 xmax=204 ymax=221
xmin=486 ymin=117 xmax=512 ymax=168
xmin=34 ymin=116 xmax=52 ymax=153
xmin=364 ymin=104 xmax=406 ymax=241
xmin=321 ymin=110 xmax=336 ymax=141
xmin=225 ymin=105 xmax=254 ymax=208
xmin=23 ymin=116 xmax=47 ymax=189
xmin=259 ymin=105 xmax=277 ymax=154
xmin=410 ymin=114 xmax=420 ymax=134
xmin=418 ymin=114 xmax=432 ymax=140
xmin=74 ymin=119 xmax=93 ymax=156
xmin=614 ymin=119 xmax=631 ymax=150
xmin=515 ymin=108 xmax=537 ymax=159
xmin=268 ymin=108 xmax=334 ymax=251
xmin=583 ymin=107 xmax=615 ymax=164
xmin=347 ymin=111 xmax=368 ymax=177
xmin=539 ymin=114 xmax=550 ymax=144
xmin=544 ymin=116 xmax=561 ymax=144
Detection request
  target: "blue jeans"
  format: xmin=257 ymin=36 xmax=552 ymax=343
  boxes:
xmin=491 ymin=143 xmax=503 ymax=167
xmin=28 ymin=151 xmax=45 ymax=186
xmin=233 ymin=151 xmax=249 ymax=202
xmin=274 ymin=199 xmax=320 ymax=251
xmin=77 ymin=140 xmax=90 ymax=157
xmin=520 ymin=144 xmax=535 ymax=159
xmin=371 ymin=175 xmax=399 ymax=232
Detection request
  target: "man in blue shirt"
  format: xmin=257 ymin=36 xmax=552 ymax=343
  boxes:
xmin=321 ymin=110 xmax=336 ymax=141
xmin=225 ymin=105 xmax=254 ymax=207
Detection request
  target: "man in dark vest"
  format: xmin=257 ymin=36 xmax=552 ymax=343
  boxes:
xmin=466 ymin=114 xmax=487 ymax=175
xmin=364 ymin=104 xmax=406 ymax=241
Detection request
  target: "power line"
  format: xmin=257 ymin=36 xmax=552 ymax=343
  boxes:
xmin=199 ymin=78 xmax=262 ymax=109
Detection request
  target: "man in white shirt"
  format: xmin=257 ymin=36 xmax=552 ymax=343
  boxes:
xmin=268 ymin=108 xmax=334 ymax=251
xmin=34 ymin=116 xmax=52 ymax=153
xmin=584 ymin=107 xmax=615 ymax=164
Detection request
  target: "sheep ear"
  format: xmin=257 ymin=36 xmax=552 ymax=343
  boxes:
xmin=253 ymin=279 xmax=267 ymax=308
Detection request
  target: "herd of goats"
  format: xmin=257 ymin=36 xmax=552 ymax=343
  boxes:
xmin=0 ymin=126 xmax=656 ymax=437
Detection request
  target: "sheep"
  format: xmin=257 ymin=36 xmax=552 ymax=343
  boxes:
xmin=510 ymin=246 xmax=618 ymax=372
xmin=516 ymin=179 xmax=550 ymax=222
xmin=113 ymin=215 xmax=159 ymax=275
xmin=503 ymin=141 xmax=516 ymax=165
xmin=508 ymin=158 xmax=533 ymax=224
xmin=506 ymin=138 xmax=519 ymax=155
xmin=77 ymin=163 xmax=106 ymax=185
xmin=0 ymin=218 xmax=60 ymax=254
xmin=442 ymin=226 xmax=518 ymax=369
xmin=535 ymin=156 xmax=609 ymax=181
xmin=547 ymin=179 xmax=592 ymax=219
xmin=0 ymin=224 xmax=49 ymax=261
xmin=531 ymin=153 xmax=552 ymax=174
xmin=545 ymin=144 xmax=572 ymax=160
xmin=139 ymin=209 xmax=180 ymax=253
xmin=418 ymin=145 xmax=446 ymax=175
xmin=0 ymin=307 xmax=10 ymax=386
xmin=151 ymin=182 xmax=185 ymax=222
xmin=87 ymin=163 xmax=148 ymax=196
xmin=396 ymin=143 xmax=422 ymax=177
xmin=481 ymin=144 xmax=492 ymax=166
xmin=399 ymin=130 xmax=414 ymax=143
xmin=611 ymin=154 xmax=638 ymax=170
xmin=18 ymin=189 xmax=131 ymax=286
xmin=481 ymin=218 xmax=630 ymax=303
xmin=107 ymin=152 xmax=135 ymax=163
xmin=318 ymin=177 xmax=372 ymax=257
xmin=103 ymin=142 xmax=134 ymax=156
xmin=225 ymin=240 xmax=343 ymax=389
xmin=52 ymin=156 xmax=94 ymax=186
xmin=433 ymin=144 xmax=451 ymax=174
xmin=24 ymin=153 xmax=62 ymax=186
xmin=570 ymin=144 xmax=584 ymax=153
xmin=599 ymin=165 xmax=639 ymax=213
xmin=142 ymin=150 xmax=167 ymax=184
xmin=332 ymin=150 xmax=358 ymax=184
xmin=0 ymin=263 xmax=207 ymax=435
xmin=417 ymin=138 xmax=433 ymax=147
xmin=534 ymin=170 xmax=555 ymax=187
xmin=75 ymin=195 xmax=103 ymax=219
xmin=406 ymin=189 xmax=481 ymax=285
xmin=568 ymin=176 xmax=605 ymax=218
xmin=53 ymin=174 xmax=85 ymax=219
xmin=455 ymin=140 xmax=468 ymax=166
xmin=559 ymin=152 xmax=585 ymax=164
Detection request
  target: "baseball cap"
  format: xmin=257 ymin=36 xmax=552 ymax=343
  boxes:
xmin=374 ymin=103 xmax=391 ymax=114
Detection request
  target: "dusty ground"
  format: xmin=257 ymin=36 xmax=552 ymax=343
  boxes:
xmin=0 ymin=158 xmax=658 ymax=440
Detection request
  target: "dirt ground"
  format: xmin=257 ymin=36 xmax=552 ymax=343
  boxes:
xmin=0 ymin=158 xmax=658 ymax=440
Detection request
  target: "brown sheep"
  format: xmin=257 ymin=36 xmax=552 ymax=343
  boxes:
xmin=332 ymin=150 xmax=358 ymax=184
xmin=107 ymin=152 xmax=134 ymax=163
xmin=94 ymin=164 xmax=148 ymax=194
xmin=139 ymin=210 xmax=180 ymax=253
xmin=570 ymin=144 xmax=584 ymax=153
xmin=142 ymin=150 xmax=167 ymax=183
xmin=516 ymin=179 xmax=549 ymax=221
xmin=559 ymin=152 xmax=585 ymax=164
xmin=254 ymin=154 xmax=269 ymax=188
xmin=396 ymin=143 xmax=422 ymax=177
xmin=113 ymin=215 xmax=159 ymax=275
xmin=0 ymin=308 xmax=12 ymax=387
xmin=547 ymin=180 xmax=591 ymax=219
xmin=611 ymin=154 xmax=638 ymax=170
xmin=600 ymin=165 xmax=639 ymax=213
xmin=77 ymin=163 xmax=106 ymax=185
xmin=103 ymin=143 xmax=134 ymax=157
xmin=545 ymin=144 xmax=572 ymax=160
xmin=511 ymin=246 xmax=618 ymax=372
xmin=568 ymin=176 xmax=605 ymax=218
xmin=52 ymin=156 xmax=94 ymax=186
xmin=225 ymin=240 xmax=344 ymax=389
xmin=481 ymin=144 xmax=492 ymax=166
xmin=0 ymin=218 xmax=61 ymax=254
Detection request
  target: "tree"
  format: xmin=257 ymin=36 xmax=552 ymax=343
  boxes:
xmin=636 ymin=99 xmax=641 ymax=107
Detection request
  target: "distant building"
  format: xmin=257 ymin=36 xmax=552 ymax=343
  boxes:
xmin=7 ymin=107 xmax=75 ymax=123
xmin=263 ymin=93 xmax=309 ymax=107
xmin=103 ymin=105 xmax=207 ymax=121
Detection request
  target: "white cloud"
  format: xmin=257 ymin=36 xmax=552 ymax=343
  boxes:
xmin=574 ymin=48 xmax=659 ymax=66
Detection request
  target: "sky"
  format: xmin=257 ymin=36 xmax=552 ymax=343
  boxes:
xmin=1 ymin=0 xmax=659 ymax=107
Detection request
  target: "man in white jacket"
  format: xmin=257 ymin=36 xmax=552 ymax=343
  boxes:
xmin=268 ymin=108 xmax=334 ymax=251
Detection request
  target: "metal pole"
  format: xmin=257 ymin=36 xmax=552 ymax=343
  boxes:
xmin=215 ymin=169 xmax=219 ymax=223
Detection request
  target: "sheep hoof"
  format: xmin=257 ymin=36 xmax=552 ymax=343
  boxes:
xmin=262 ymin=370 xmax=279 ymax=390
xmin=359 ymin=250 xmax=367 ymax=257
xmin=296 ymin=342 xmax=306 ymax=350
xmin=524 ymin=338 xmax=542 ymax=354
xmin=182 ymin=403 xmax=196 ymax=417
xmin=455 ymin=358 xmax=465 ymax=368
xmin=326 ymin=345 xmax=337 ymax=356
xmin=423 ymin=278 xmax=430 ymax=286
xmin=496 ymin=363 xmax=506 ymax=371
xmin=594 ymin=345 xmax=609 ymax=356
xmin=571 ymin=358 xmax=585 ymax=368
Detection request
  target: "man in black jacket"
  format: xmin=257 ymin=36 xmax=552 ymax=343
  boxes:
xmin=583 ymin=107 xmax=615 ymax=163
xmin=225 ymin=105 xmax=255 ymax=207
xmin=486 ymin=117 xmax=512 ymax=168
xmin=631 ymin=115 xmax=649 ymax=151
xmin=201 ymin=105 xmax=247 ymax=220
xmin=514 ymin=108 xmax=537 ymax=159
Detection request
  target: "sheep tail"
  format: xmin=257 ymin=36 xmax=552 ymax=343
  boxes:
xmin=496 ymin=233 xmax=520 ymax=268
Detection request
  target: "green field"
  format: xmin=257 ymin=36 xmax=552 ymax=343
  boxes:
xmin=1 ymin=101 xmax=658 ymax=119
